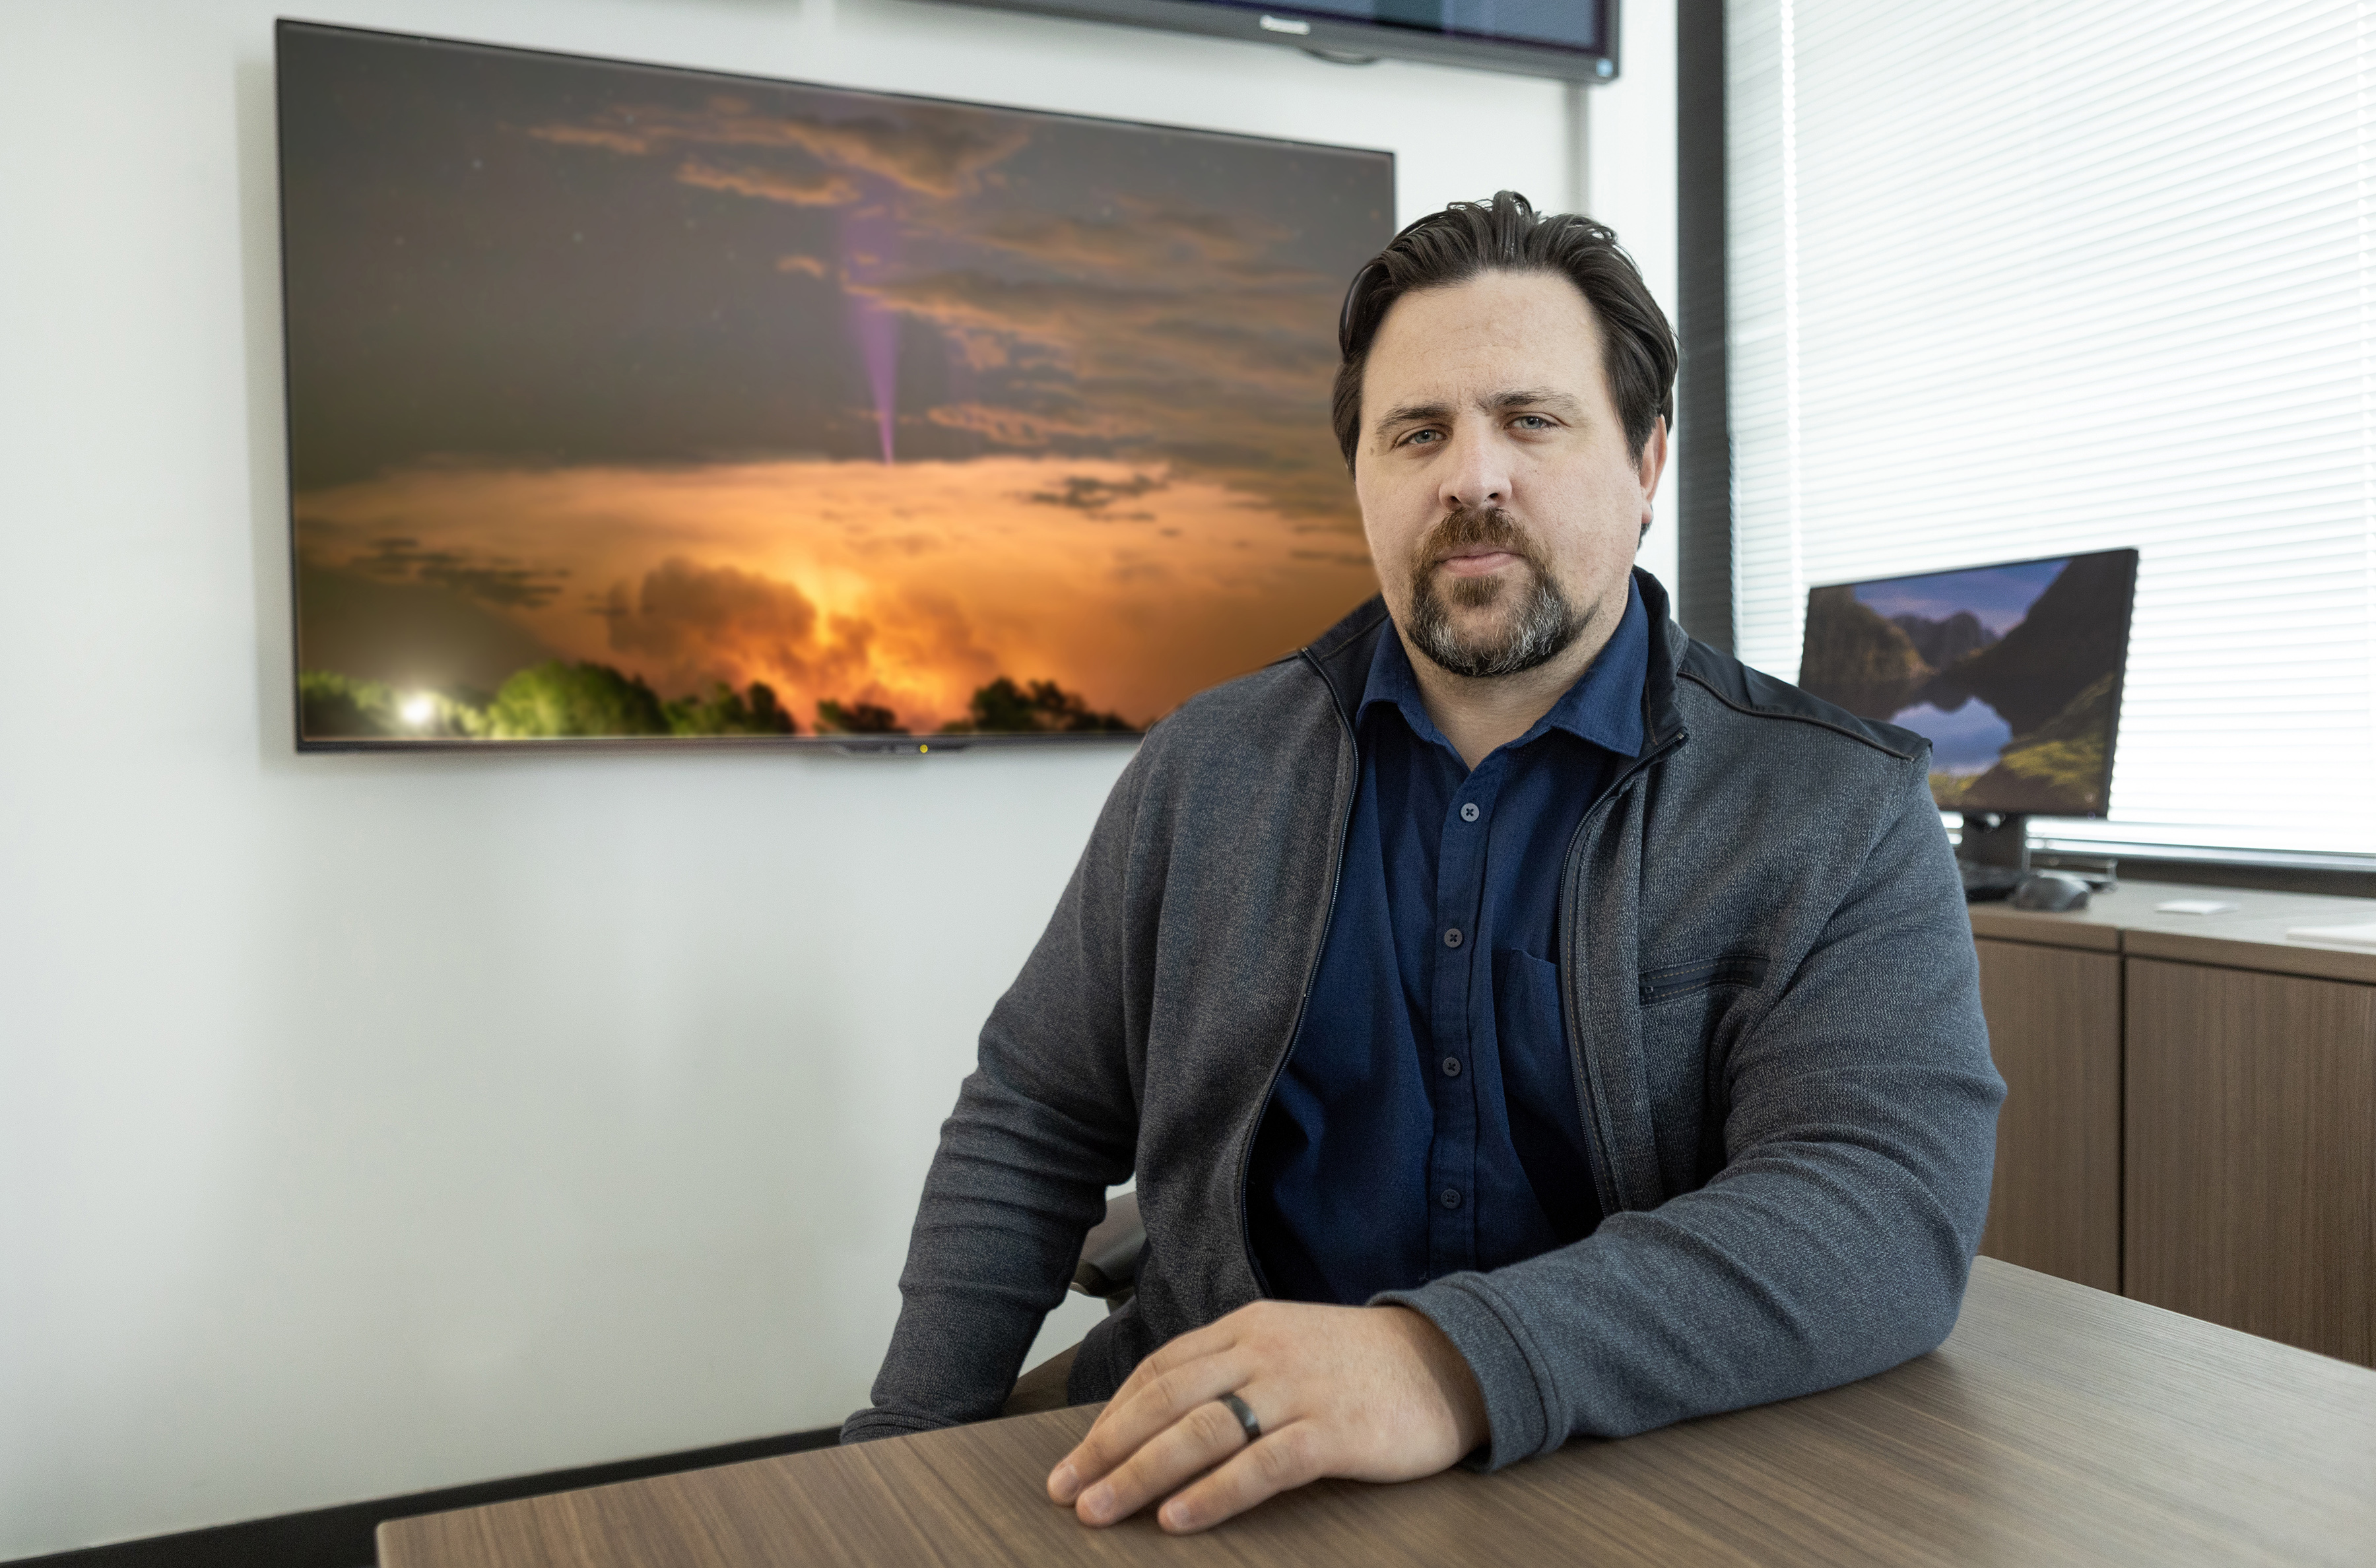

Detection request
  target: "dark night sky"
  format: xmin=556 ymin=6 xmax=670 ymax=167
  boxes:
xmin=277 ymin=22 xmax=1394 ymax=510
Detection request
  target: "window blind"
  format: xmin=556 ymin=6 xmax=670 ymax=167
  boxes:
xmin=1725 ymin=0 xmax=2376 ymax=863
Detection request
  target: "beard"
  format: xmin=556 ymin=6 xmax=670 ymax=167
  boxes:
xmin=1404 ymin=504 xmax=1591 ymax=678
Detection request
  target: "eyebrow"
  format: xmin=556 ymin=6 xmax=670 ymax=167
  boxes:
xmin=1373 ymin=387 xmax=1589 ymax=436
xmin=1486 ymin=387 xmax=1586 ymax=416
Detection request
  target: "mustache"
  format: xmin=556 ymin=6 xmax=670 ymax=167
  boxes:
xmin=1417 ymin=503 xmax=1546 ymax=569
xmin=1402 ymin=501 xmax=1585 ymax=680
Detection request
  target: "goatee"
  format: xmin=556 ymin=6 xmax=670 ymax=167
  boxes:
xmin=1405 ymin=504 xmax=1589 ymax=678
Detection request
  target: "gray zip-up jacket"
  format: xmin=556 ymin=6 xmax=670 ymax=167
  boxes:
xmin=843 ymin=571 xmax=2002 ymax=1468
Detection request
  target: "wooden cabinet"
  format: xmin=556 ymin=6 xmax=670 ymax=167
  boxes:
xmin=1968 ymin=879 xmax=2376 ymax=1367
xmin=1973 ymin=938 xmax=2122 ymax=1291
xmin=2124 ymin=958 xmax=2374 ymax=1365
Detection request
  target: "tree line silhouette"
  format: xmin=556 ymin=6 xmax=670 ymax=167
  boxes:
xmin=299 ymin=661 xmax=1137 ymax=740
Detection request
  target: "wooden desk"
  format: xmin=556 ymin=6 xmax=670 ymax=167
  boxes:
xmin=379 ymin=1260 xmax=2376 ymax=1567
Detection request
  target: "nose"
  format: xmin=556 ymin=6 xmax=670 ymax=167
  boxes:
xmin=1437 ymin=423 xmax=1511 ymax=513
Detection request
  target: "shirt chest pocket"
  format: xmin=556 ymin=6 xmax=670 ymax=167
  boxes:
xmin=1492 ymin=948 xmax=1598 ymax=1235
xmin=1492 ymin=949 xmax=1577 ymax=1109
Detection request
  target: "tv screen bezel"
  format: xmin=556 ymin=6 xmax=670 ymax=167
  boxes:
xmin=1797 ymin=548 xmax=2141 ymax=821
xmin=275 ymin=20 xmax=1395 ymax=756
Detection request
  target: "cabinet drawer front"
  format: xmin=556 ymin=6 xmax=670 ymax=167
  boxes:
xmin=2124 ymin=957 xmax=2375 ymax=1367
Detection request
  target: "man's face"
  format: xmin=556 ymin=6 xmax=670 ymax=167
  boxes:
xmin=1353 ymin=269 xmax=1665 ymax=679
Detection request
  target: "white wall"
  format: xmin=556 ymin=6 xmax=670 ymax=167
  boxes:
xmin=0 ymin=0 xmax=1674 ymax=1554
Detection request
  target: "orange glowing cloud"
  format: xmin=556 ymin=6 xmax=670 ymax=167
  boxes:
xmin=675 ymin=160 xmax=858 ymax=207
xmin=527 ymin=98 xmax=1031 ymax=197
xmin=294 ymin=456 xmax=1377 ymax=731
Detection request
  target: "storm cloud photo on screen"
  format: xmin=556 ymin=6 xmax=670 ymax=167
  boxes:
xmin=278 ymin=24 xmax=1394 ymax=742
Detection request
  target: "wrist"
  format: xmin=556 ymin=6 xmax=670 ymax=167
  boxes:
xmin=1383 ymin=1305 xmax=1490 ymax=1453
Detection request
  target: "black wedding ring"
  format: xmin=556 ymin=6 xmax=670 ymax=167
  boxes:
xmin=1217 ymin=1391 xmax=1261 ymax=1444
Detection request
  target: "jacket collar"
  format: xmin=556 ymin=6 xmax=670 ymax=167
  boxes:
xmin=1302 ymin=567 xmax=1688 ymax=761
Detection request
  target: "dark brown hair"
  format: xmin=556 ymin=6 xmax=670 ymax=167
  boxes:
xmin=1331 ymin=190 xmax=1677 ymax=471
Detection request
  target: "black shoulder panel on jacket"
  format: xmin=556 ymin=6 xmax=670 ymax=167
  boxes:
xmin=1296 ymin=595 xmax=1394 ymax=733
xmin=1676 ymin=639 xmax=1927 ymax=762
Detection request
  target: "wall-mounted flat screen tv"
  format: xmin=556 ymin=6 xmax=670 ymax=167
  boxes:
xmin=1796 ymin=549 xmax=2139 ymax=816
xmin=279 ymin=21 xmax=1394 ymax=750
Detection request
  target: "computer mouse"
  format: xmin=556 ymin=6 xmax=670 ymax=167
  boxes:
xmin=2009 ymin=872 xmax=2091 ymax=912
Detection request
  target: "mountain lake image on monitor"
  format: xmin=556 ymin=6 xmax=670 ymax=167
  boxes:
xmin=1796 ymin=550 xmax=2138 ymax=816
xmin=277 ymin=22 xmax=1394 ymax=748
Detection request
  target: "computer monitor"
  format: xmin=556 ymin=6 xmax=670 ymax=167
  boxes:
xmin=1797 ymin=549 xmax=2138 ymax=873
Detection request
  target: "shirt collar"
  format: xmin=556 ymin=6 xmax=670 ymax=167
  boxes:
xmin=1358 ymin=575 xmax=1651 ymax=762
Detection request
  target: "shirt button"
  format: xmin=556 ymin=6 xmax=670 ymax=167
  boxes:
xmin=1443 ymin=927 xmax=1463 ymax=948
xmin=1439 ymin=1188 xmax=1463 ymax=1210
xmin=1440 ymin=1055 xmax=1462 ymax=1077
xmin=1460 ymin=802 xmax=1480 ymax=823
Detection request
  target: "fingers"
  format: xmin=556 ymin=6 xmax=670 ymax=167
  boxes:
xmin=1071 ymin=1396 xmax=1253 ymax=1527
xmin=1048 ymin=1352 xmax=1248 ymax=1505
xmin=1041 ymin=1300 xmax=1475 ymax=1534
xmin=1082 ymin=1316 xmax=1235 ymax=1441
xmin=1156 ymin=1420 xmax=1322 ymax=1534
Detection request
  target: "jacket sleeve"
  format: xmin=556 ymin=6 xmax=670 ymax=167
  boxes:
xmin=1375 ymin=762 xmax=2004 ymax=1468
xmin=839 ymin=748 xmax=1150 ymax=1444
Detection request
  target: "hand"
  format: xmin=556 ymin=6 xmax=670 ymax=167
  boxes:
xmin=1043 ymin=1300 xmax=1488 ymax=1534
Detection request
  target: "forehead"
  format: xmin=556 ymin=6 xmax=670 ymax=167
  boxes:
xmin=1362 ymin=269 xmax=1607 ymax=403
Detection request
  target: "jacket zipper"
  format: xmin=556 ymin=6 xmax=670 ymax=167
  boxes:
xmin=1232 ymin=651 xmax=1363 ymax=1297
xmin=1559 ymin=728 xmax=1688 ymax=1217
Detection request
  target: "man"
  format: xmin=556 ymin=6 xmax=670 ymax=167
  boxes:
xmin=842 ymin=191 xmax=2002 ymax=1534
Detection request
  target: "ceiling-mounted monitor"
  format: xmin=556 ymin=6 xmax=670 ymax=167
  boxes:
xmin=933 ymin=0 xmax=1620 ymax=82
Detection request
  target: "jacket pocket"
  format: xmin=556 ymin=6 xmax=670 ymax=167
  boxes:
xmin=1638 ymin=952 xmax=1768 ymax=1006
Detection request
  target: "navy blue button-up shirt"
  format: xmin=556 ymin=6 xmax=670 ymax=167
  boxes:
xmin=1247 ymin=579 xmax=1651 ymax=1305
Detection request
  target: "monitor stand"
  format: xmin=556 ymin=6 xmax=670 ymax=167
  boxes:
xmin=1958 ymin=812 xmax=2030 ymax=902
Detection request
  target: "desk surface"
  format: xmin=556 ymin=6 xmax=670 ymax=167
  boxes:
xmin=1968 ymin=876 xmax=2376 ymax=983
xmin=380 ymin=1259 xmax=2376 ymax=1567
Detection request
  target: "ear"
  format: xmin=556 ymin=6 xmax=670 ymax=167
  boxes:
xmin=1636 ymin=416 xmax=1669 ymax=536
